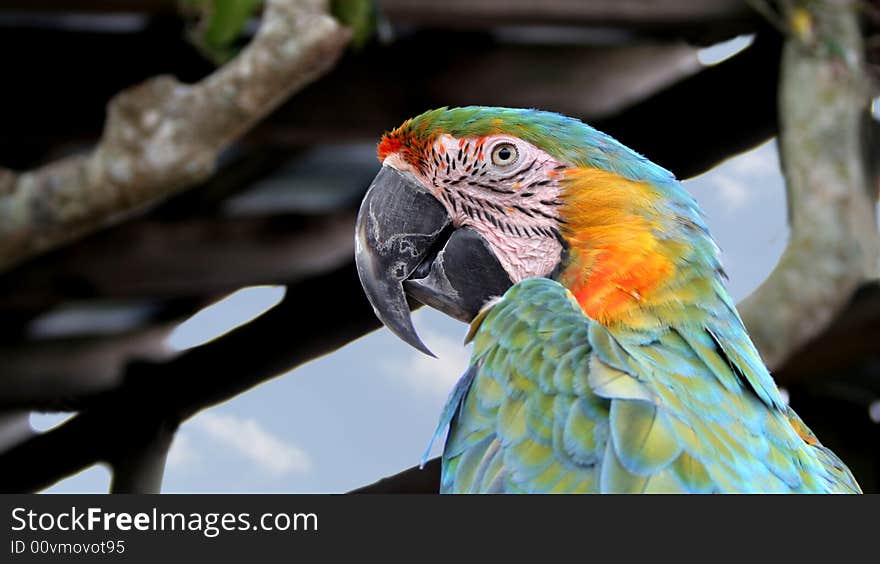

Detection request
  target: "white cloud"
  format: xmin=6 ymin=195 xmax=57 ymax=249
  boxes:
xmin=713 ymin=174 xmax=750 ymax=210
xmin=728 ymin=141 xmax=779 ymax=176
xmin=166 ymin=431 xmax=201 ymax=471
xmin=190 ymin=411 xmax=312 ymax=476
xmin=701 ymin=141 xmax=780 ymax=212
xmin=385 ymin=327 xmax=472 ymax=398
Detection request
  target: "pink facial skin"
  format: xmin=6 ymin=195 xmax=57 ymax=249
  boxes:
xmin=384 ymin=134 xmax=567 ymax=283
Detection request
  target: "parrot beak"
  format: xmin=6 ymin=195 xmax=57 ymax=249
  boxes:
xmin=355 ymin=166 xmax=513 ymax=356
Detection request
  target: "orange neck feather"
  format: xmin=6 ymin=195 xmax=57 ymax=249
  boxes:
xmin=556 ymin=167 xmax=682 ymax=325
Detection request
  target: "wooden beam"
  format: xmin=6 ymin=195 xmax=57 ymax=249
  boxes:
xmin=0 ymin=23 xmax=776 ymax=180
xmin=0 ymin=26 xmax=700 ymax=155
xmin=1 ymin=0 xmax=753 ymax=28
xmin=249 ymin=35 xmax=702 ymax=146
xmin=0 ymin=324 xmax=176 ymax=410
xmin=0 ymin=262 xmax=392 ymax=491
xmin=0 ymin=0 xmax=178 ymax=12
xmin=380 ymin=0 xmax=754 ymax=33
xmin=252 ymin=30 xmax=781 ymax=179
xmin=0 ymin=211 xmax=356 ymax=312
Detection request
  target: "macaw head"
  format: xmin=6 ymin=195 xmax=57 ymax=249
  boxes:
xmin=356 ymin=106 xmax=718 ymax=355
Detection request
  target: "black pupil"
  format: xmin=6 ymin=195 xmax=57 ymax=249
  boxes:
xmin=498 ymin=147 xmax=511 ymax=161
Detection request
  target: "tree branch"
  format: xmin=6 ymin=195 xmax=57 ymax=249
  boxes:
xmin=0 ymin=412 xmax=33 ymax=452
xmin=0 ymin=0 xmax=350 ymax=273
xmin=774 ymin=282 xmax=880 ymax=385
xmin=380 ymin=0 xmax=755 ymax=41
xmin=350 ymin=458 xmax=441 ymax=494
xmin=0 ymin=209 xmax=357 ymax=412
xmin=739 ymin=1 xmax=878 ymax=369
xmin=254 ymin=29 xmax=782 ymax=180
xmin=0 ymin=262 xmax=387 ymax=491
xmin=0 ymin=211 xmax=356 ymax=313
xmin=595 ymin=30 xmax=781 ymax=178
xmin=0 ymin=324 xmax=176 ymax=411
xmin=109 ymin=419 xmax=175 ymax=494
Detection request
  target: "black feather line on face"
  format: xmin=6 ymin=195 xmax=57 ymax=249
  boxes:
xmin=475 ymin=183 xmax=514 ymax=195
xmin=488 ymin=202 xmax=506 ymax=214
xmin=513 ymin=205 xmax=534 ymax=218
xmin=428 ymin=141 xmax=567 ymax=246
xmin=494 ymin=158 xmax=537 ymax=182
xmin=531 ymin=208 xmax=565 ymax=222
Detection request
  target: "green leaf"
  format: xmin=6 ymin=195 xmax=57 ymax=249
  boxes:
xmin=180 ymin=0 xmax=263 ymax=64
xmin=331 ymin=0 xmax=378 ymax=49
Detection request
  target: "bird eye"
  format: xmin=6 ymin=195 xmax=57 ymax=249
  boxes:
xmin=490 ymin=143 xmax=519 ymax=167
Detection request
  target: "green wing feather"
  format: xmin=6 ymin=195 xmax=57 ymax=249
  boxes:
xmin=437 ymin=278 xmax=860 ymax=494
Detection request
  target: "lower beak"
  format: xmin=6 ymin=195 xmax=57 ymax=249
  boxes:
xmin=355 ymin=166 xmax=512 ymax=356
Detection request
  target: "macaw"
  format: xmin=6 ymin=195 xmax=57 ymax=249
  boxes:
xmin=354 ymin=106 xmax=860 ymax=493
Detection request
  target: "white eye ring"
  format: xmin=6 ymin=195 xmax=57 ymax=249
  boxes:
xmin=490 ymin=142 xmax=519 ymax=167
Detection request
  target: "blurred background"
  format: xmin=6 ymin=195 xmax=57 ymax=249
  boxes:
xmin=0 ymin=0 xmax=878 ymax=493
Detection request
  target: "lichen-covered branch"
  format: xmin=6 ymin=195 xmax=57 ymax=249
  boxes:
xmin=0 ymin=0 xmax=350 ymax=273
xmin=740 ymin=0 xmax=878 ymax=368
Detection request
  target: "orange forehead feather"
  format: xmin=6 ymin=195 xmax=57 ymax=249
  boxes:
xmin=376 ymin=118 xmax=439 ymax=167
xmin=377 ymin=135 xmax=402 ymax=162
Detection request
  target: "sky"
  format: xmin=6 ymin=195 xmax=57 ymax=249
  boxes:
xmin=30 ymin=35 xmax=797 ymax=493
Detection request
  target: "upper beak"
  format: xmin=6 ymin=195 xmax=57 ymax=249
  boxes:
xmin=355 ymin=166 xmax=512 ymax=356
